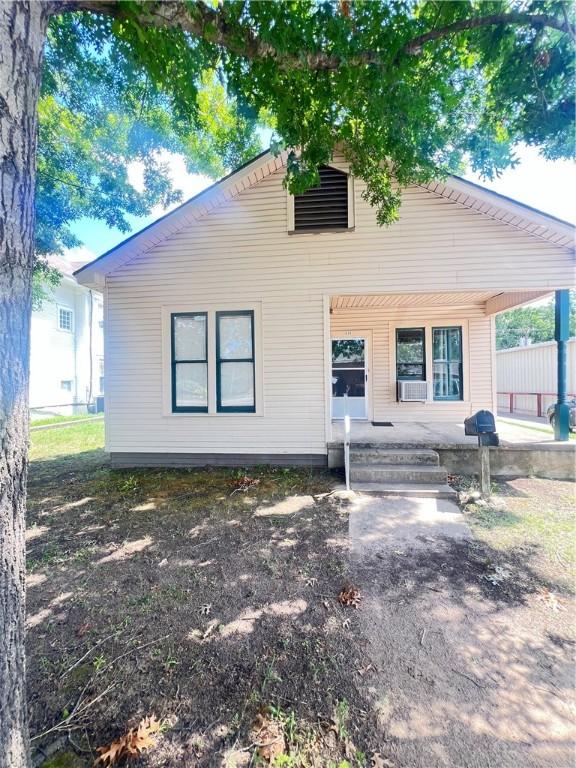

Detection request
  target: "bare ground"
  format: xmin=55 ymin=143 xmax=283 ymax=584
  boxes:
xmin=26 ymin=433 xmax=575 ymax=767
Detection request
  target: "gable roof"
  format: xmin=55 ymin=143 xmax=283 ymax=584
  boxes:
xmin=74 ymin=149 xmax=575 ymax=288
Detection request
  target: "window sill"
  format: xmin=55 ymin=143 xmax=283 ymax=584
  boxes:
xmin=288 ymin=227 xmax=355 ymax=235
xmin=163 ymin=411 xmax=263 ymax=418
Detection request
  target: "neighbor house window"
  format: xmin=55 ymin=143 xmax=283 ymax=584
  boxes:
xmin=60 ymin=380 xmax=72 ymax=392
xmin=58 ymin=307 xmax=73 ymax=332
xmin=396 ymin=328 xmax=425 ymax=381
xmin=433 ymin=327 xmax=463 ymax=400
xmin=216 ymin=311 xmax=255 ymax=413
xmin=171 ymin=313 xmax=208 ymax=412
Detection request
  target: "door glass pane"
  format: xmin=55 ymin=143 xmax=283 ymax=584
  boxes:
xmin=174 ymin=315 xmax=206 ymax=360
xmin=220 ymin=361 xmax=254 ymax=407
xmin=219 ymin=315 xmax=252 ymax=359
xmin=332 ymin=339 xmax=365 ymax=367
xmin=331 ymin=369 xmax=365 ymax=398
xmin=175 ymin=363 xmax=207 ymax=408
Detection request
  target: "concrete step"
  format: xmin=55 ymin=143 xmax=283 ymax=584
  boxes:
xmin=349 ymin=447 xmax=439 ymax=465
xmin=352 ymin=482 xmax=457 ymax=499
xmin=350 ymin=463 xmax=448 ymax=484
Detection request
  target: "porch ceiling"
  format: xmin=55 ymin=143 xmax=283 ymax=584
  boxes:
xmin=330 ymin=291 xmax=497 ymax=310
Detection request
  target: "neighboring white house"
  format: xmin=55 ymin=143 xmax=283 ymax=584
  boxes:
xmin=75 ymin=149 xmax=575 ymax=466
xmin=30 ymin=254 xmax=104 ymax=419
xmin=497 ymin=338 xmax=576 ymax=417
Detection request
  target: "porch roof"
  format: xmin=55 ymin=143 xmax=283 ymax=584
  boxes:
xmin=330 ymin=289 xmax=553 ymax=314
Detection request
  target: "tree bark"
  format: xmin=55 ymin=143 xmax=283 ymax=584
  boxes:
xmin=0 ymin=3 xmax=50 ymax=767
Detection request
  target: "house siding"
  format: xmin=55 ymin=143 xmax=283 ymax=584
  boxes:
xmin=104 ymin=159 xmax=574 ymax=457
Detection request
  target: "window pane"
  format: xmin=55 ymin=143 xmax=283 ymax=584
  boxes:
xmin=332 ymin=368 xmax=365 ymax=398
xmin=174 ymin=315 xmax=206 ymax=361
xmin=396 ymin=329 xmax=424 ymax=364
xmin=397 ymin=363 xmax=424 ymax=380
xmin=220 ymin=361 xmax=254 ymax=407
xmin=432 ymin=327 xmax=462 ymax=400
xmin=219 ymin=315 xmax=252 ymax=359
xmin=175 ymin=363 xmax=207 ymax=408
xmin=332 ymin=339 xmax=365 ymax=367
xmin=449 ymin=328 xmax=461 ymax=360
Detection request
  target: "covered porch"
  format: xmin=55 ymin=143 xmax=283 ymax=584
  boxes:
xmin=325 ymin=288 xmax=574 ymax=473
xmin=326 ymin=288 xmax=553 ymax=431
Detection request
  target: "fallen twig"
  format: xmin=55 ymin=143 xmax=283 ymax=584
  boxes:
xmin=59 ymin=629 xmax=120 ymax=680
xmin=31 ymin=685 xmax=114 ymax=742
xmin=451 ymin=668 xmax=486 ymax=689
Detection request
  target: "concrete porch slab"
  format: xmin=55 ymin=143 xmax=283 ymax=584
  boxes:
xmin=330 ymin=418 xmax=571 ymax=448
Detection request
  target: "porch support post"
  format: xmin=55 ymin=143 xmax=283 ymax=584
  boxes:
xmin=554 ymin=289 xmax=570 ymax=441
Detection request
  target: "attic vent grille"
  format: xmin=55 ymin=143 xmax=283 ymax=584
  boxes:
xmin=294 ymin=165 xmax=348 ymax=231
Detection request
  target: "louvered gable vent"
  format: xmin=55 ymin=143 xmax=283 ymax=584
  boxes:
xmin=294 ymin=165 xmax=348 ymax=231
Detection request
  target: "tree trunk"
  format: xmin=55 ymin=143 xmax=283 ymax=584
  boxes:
xmin=0 ymin=3 xmax=50 ymax=767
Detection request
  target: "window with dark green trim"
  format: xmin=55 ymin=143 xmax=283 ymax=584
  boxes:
xmin=216 ymin=310 xmax=255 ymax=413
xmin=171 ymin=313 xmax=208 ymax=412
xmin=433 ymin=326 xmax=463 ymax=401
xmin=396 ymin=328 xmax=426 ymax=381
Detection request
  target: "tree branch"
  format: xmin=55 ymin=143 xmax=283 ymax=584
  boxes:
xmin=405 ymin=11 xmax=575 ymax=54
xmin=60 ymin=1 xmax=576 ymax=70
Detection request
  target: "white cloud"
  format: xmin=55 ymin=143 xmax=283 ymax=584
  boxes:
xmin=128 ymin=150 xmax=212 ymax=217
xmin=62 ymin=244 xmax=97 ymax=264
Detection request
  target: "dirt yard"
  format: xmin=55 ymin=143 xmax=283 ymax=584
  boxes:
xmin=27 ymin=423 xmax=575 ymax=767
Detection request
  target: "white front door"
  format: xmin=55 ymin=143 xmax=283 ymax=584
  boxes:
xmin=331 ymin=336 xmax=368 ymax=419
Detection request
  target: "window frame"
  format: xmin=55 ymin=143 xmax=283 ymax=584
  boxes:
xmin=215 ymin=310 xmax=256 ymax=413
xmin=170 ymin=312 xmax=209 ymax=413
xmin=432 ymin=326 xmax=463 ymax=402
xmin=395 ymin=327 xmax=426 ymax=383
xmin=58 ymin=306 xmax=74 ymax=333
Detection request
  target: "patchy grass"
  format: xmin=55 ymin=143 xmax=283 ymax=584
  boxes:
xmin=29 ymin=420 xmax=105 ymax=463
xmin=26 ymin=422 xmax=379 ymax=767
xmin=452 ymin=475 xmax=576 ymax=591
xmin=28 ymin=424 xmax=576 ymax=767
xmin=31 ymin=414 xmax=102 ymax=428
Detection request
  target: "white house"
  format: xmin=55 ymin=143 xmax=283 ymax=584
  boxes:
xmin=75 ymin=150 xmax=575 ymax=467
xmin=30 ymin=254 xmax=104 ymax=419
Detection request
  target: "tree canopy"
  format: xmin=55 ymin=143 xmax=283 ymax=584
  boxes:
xmin=38 ymin=0 xmax=574 ymax=275
xmin=37 ymin=11 xmax=263 ymax=262
xmin=60 ymin=0 xmax=574 ymax=228
xmin=496 ymin=290 xmax=576 ymax=349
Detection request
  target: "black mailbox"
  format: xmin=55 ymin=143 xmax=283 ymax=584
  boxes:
xmin=464 ymin=410 xmax=499 ymax=445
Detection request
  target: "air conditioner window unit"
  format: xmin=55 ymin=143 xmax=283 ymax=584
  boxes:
xmin=398 ymin=380 xmax=429 ymax=402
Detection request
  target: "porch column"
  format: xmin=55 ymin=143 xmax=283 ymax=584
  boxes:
xmin=554 ymin=289 xmax=570 ymax=441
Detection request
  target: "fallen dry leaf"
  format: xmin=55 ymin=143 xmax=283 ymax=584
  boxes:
xmin=535 ymin=587 xmax=565 ymax=612
xmin=76 ymin=621 xmax=93 ymax=638
xmin=95 ymin=715 xmax=163 ymax=766
xmin=338 ymin=584 xmax=362 ymax=608
xmin=372 ymin=752 xmax=395 ymax=767
xmin=231 ymin=475 xmax=260 ymax=494
xmin=250 ymin=709 xmax=285 ymax=763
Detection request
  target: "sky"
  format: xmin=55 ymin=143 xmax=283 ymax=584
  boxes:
xmin=65 ymin=143 xmax=575 ymax=266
